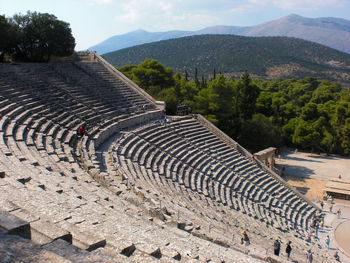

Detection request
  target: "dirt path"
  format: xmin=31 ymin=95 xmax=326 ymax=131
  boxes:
xmin=275 ymin=148 xmax=350 ymax=200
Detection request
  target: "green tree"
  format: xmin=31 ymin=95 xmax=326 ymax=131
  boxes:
xmin=122 ymin=59 xmax=174 ymax=96
xmin=118 ymin=64 xmax=137 ymax=79
xmin=0 ymin=15 xmax=19 ymax=61
xmin=238 ymin=113 xmax=282 ymax=152
xmin=310 ymin=81 xmax=341 ymax=104
xmin=12 ymin=11 xmax=75 ymax=61
xmin=117 ymin=60 xmax=350 ymax=155
xmin=300 ymin=102 xmax=318 ymax=121
xmin=173 ymin=73 xmax=198 ymax=104
xmin=340 ymin=118 xmax=350 ymax=155
xmin=157 ymin=87 xmax=177 ymax=114
xmin=235 ymin=71 xmax=260 ymax=121
xmin=292 ymin=119 xmax=321 ymax=152
xmin=194 ymin=67 xmax=200 ymax=88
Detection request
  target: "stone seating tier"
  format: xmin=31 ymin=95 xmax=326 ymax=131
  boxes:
xmin=114 ymin=116 xmax=318 ymax=232
xmin=0 ymin=59 xmax=334 ymax=262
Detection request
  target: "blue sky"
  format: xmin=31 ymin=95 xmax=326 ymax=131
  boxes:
xmin=1 ymin=0 xmax=350 ymax=50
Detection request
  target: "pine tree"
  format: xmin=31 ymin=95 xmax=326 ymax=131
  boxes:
xmin=194 ymin=67 xmax=200 ymax=88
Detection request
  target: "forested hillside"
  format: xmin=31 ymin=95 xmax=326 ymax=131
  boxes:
xmin=119 ymin=59 xmax=350 ymax=155
xmin=104 ymin=35 xmax=350 ymax=84
xmin=91 ymin=14 xmax=350 ymax=55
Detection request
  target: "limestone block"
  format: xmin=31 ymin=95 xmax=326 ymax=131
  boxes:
xmin=107 ymin=238 xmax=134 ymax=253
xmin=131 ymin=251 xmax=158 ymax=263
xmin=162 ymin=246 xmax=182 ymax=261
xmin=0 ymin=179 xmax=8 ymax=186
xmin=10 ymin=208 xmax=40 ymax=223
xmin=120 ymin=243 xmax=136 ymax=257
xmin=0 ymin=199 xmax=18 ymax=212
xmin=137 ymin=242 xmax=161 ymax=258
xmin=0 ymin=210 xmax=31 ymax=239
xmin=30 ymin=219 xmax=72 ymax=245
xmin=58 ymin=221 xmax=106 ymax=251
xmin=42 ymin=239 xmax=89 ymax=259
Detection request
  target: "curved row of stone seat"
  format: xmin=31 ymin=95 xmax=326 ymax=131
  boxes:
xmin=117 ymin=134 xmax=287 ymax=231
xmin=115 ymin=152 xmax=282 ymax=243
xmin=0 ymin=62 xmax=159 ymax=175
xmin=51 ymin=62 xmax=156 ymax=116
xmin=114 ymin=116 xmax=317 ymax=233
xmin=0 ymin=59 xmax=332 ymax=262
xmin=166 ymin=117 xmax=315 ymax=228
xmin=0 ymin=67 xmax=82 ymax=175
xmin=112 ymin=139 xmax=334 ymax=262
xmin=1 ymin=61 xmax=230 ymax=261
xmin=108 ymin=119 xmax=340 ymax=262
xmin=1 ymin=153 xmax=274 ymax=263
xmin=0 ymin=61 xmax=216 ymax=262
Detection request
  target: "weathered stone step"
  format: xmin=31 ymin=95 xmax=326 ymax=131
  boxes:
xmin=30 ymin=219 xmax=72 ymax=245
xmin=58 ymin=221 xmax=106 ymax=251
xmin=0 ymin=210 xmax=31 ymax=239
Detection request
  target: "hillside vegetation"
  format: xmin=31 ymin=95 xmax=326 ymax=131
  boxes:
xmin=119 ymin=59 xmax=350 ymax=155
xmin=92 ymin=14 xmax=350 ymax=54
xmin=104 ymin=35 xmax=350 ymax=83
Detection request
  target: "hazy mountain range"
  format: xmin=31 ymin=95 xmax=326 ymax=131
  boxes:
xmin=90 ymin=14 xmax=350 ymax=55
xmin=103 ymin=35 xmax=350 ymax=83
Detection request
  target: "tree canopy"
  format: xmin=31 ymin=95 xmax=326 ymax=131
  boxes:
xmin=0 ymin=11 xmax=75 ymax=62
xmin=119 ymin=59 xmax=350 ymax=155
xmin=119 ymin=59 xmax=174 ymax=97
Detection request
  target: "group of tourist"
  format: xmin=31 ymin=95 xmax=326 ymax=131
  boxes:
xmin=240 ymin=228 xmax=341 ymax=262
xmin=273 ymin=238 xmax=293 ymax=259
xmin=240 ymin=231 xmax=294 ymax=259
xmin=272 ymin=236 xmax=313 ymax=261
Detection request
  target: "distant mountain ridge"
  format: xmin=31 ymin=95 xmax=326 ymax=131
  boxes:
xmin=103 ymin=34 xmax=350 ymax=83
xmin=89 ymin=14 xmax=350 ymax=55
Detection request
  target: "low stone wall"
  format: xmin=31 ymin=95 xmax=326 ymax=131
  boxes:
xmin=93 ymin=111 xmax=163 ymax=149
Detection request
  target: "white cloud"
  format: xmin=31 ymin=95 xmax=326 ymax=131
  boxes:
xmin=161 ymin=13 xmax=221 ymax=30
xmin=229 ymin=3 xmax=256 ymax=14
xmin=89 ymin=0 xmax=114 ymax=4
xmin=114 ymin=0 xmax=220 ymax=30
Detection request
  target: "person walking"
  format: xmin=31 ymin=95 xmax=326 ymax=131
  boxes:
xmin=306 ymin=231 xmax=312 ymax=242
xmin=274 ymin=238 xmax=281 ymax=256
xmin=325 ymin=235 xmax=330 ymax=249
xmin=337 ymin=209 xmax=341 ymax=219
xmin=306 ymin=249 xmax=313 ymax=263
xmin=320 ymin=201 xmax=324 ymax=210
xmin=242 ymin=231 xmax=250 ymax=246
xmin=285 ymin=241 xmax=292 ymax=258
xmin=315 ymin=222 xmax=319 ymax=239
xmin=334 ymin=251 xmax=340 ymax=262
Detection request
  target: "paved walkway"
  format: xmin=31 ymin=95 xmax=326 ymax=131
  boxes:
xmin=276 ymin=149 xmax=350 ymax=263
xmin=319 ymin=202 xmax=350 ymax=263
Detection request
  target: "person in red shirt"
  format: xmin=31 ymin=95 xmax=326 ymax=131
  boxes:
xmin=77 ymin=125 xmax=85 ymax=137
